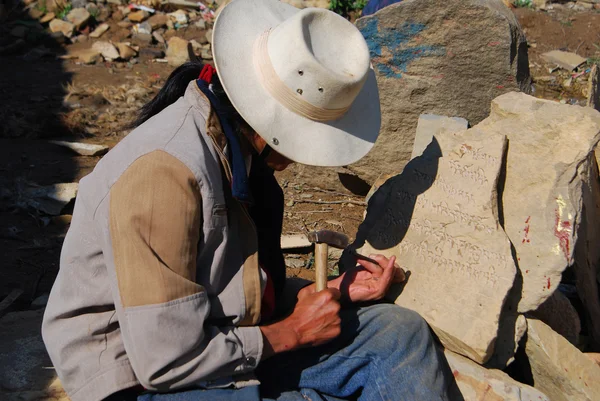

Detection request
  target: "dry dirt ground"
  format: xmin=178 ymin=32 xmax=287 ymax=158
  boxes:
xmin=1 ymin=5 xmax=599 ymax=309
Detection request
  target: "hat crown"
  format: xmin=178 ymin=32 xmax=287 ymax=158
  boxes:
xmin=266 ymin=8 xmax=370 ymax=111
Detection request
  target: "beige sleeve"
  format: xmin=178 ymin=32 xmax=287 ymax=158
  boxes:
xmin=109 ymin=150 xmax=203 ymax=308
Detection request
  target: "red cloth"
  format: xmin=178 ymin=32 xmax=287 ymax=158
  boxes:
xmin=261 ymin=266 xmax=276 ymax=322
xmin=198 ymin=64 xmax=216 ymax=84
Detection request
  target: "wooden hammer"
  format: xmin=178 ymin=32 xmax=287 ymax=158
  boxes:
xmin=307 ymin=230 xmax=380 ymax=291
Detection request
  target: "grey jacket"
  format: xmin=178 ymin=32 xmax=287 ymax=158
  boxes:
xmin=42 ymin=82 xmax=268 ymax=401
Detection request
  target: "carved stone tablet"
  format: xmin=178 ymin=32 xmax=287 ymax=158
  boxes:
xmin=360 ymin=134 xmax=516 ymax=364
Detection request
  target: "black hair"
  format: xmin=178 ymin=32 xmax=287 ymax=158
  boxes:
xmin=129 ymin=60 xmax=238 ymax=129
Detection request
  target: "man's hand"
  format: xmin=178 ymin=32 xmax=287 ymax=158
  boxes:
xmin=260 ymin=288 xmax=341 ymax=359
xmin=301 ymin=254 xmax=404 ymax=304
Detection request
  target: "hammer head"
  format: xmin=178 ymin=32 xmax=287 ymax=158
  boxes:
xmin=307 ymin=230 xmax=350 ymax=249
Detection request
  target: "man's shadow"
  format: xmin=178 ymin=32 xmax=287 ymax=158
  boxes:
xmin=340 ymin=138 xmax=442 ymax=274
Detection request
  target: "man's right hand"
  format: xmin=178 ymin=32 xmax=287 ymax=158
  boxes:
xmin=260 ymin=288 xmax=341 ymax=359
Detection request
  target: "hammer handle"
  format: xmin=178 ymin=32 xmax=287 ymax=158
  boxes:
xmin=315 ymin=243 xmax=329 ymax=291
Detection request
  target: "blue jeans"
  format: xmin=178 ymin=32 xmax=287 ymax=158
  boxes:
xmin=138 ymin=304 xmax=455 ymax=401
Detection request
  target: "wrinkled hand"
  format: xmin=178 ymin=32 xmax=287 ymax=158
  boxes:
xmin=336 ymin=255 xmax=405 ymax=304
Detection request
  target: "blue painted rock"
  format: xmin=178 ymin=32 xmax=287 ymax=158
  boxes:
xmin=347 ymin=0 xmax=531 ymax=184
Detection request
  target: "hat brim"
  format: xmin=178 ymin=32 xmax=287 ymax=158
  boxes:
xmin=212 ymin=0 xmax=381 ymax=167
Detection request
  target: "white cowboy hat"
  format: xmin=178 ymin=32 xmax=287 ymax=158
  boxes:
xmin=212 ymin=0 xmax=381 ymax=167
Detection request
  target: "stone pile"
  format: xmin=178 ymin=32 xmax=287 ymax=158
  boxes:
xmin=356 ymin=92 xmax=600 ymax=400
xmin=2 ymin=0 xmax=215 ymax=65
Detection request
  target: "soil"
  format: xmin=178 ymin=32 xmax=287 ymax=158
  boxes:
xmin=1 ymin=4 xmax=600 ymax=310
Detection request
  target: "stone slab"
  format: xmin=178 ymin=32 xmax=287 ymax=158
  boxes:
xmin=529 ymin=290 xmax=581 ymax=346
xmin=49 ymin=140 xmax=109 ymax=156
xmin=541 ymin=50 xmax=587 ymax=71
xmin=445 ymin=349 xmax=550 ymax=401
xmin=526 ymin=318 xmax=600 ymax=401
xmin=465 ymin=93 xmax=600 ymax=313
xmin=411 ymin=114 xmax=469 ymax=159
xmin=360 ymin=132 xmax=517 ymax=364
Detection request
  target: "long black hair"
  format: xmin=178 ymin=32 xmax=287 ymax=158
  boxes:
xmin=129 ymin=61 xmax=238 ymax=129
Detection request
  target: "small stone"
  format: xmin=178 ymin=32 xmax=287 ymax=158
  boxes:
xmin=137 ymin=21 xmax=152 ymax=35
xmin=205 ymin=28 xmax=213 ymax=44
xmin=281 ymin=234 xmax=311 ymax=249
xmin=89 ymin=22 xmax=110 ymax=38
xmin=168 ymin=9 xmax=188 ymax=24
xmin=92 ymin=40 xmax=119 ymax=60
xmin=542 ymin=50 xmax=587 ymax=71
xmin=128 ymin=10 xmax=149 ymax=22
xmin=152 ymin=31 xmax=165 ymax=44
xmin=116 ymin=20 xmax=132 ymax=28
xmin=194 ymin=19 xmax=206 ymax=29
xmin=147 ymin=13 xmax=169 ymax=29
xmin=71 ymin=0 xmax=87 ymax=8
xmin=285 ymin=258 xmax=306 ymax=269
xmin=132 ymin=33 xmax=153 ymax=46
xmin=49 ymin=140 xmax=109 ymax=156
xmin=40 ymin=12 xmax=56 ymax=24
xmin=201 ymin=47 xmax=212 ymax=60
xmin=166 ymin=36 xmax=190 ymax=67
xmin=49 ymin=19 xmax=75 ymax=38
xmin=10 ymin=25 xmax=29 ymax=38
xmin=139 ymin=47 xmax=165 ymax=60
xmin=22 ymin=183 xmax=78 ymax=215
xmin=115 ymin=42 xmax=136 ymax=60
xmin=66 ymin=7 xmax=91 ymax=29
xmin=28 ymin=7 xmax=45 ymax=19
xmin=72 ymin=34 xmax=89 ymax=43
xmin=113 ymin=28 xmax=132 ymax=41
xmin=190 ymin=39 xmax=202 ymax=52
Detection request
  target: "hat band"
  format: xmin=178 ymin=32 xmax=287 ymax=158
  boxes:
xmin=253 ymin=29 xmax=350 ymax=122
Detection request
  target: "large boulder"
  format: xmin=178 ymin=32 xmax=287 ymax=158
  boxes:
xmin=349 ymin=0 xmax=531 ymax=185
xmin=525 ymin=318 xmax=600 ymax=401
xmin=278 ymin=0 xmax=530 ymax=193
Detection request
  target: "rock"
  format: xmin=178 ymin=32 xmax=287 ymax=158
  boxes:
xmin=345 ymin=0 xmax=531 ymax=186
xmin=190 ymin=39 xmax=203 ymax=53
xmin=412 ymin=114 xmax=469 ymax=159
xmin=47 ymin=31 xmax=67 ymax=45
xmin=72 ymin=47 xmax=101 ymax=64
xmin=285 ymin=258 xmax=306 ymax=268
xmin=195 ymin=18 xmax=206 ymax=29
xmin=132 ymin=33 xmax=153 ymax=46
xmin=152 ymin=30 xmax=165 ymax=44
xmin=113 ymin=28 xmax=132 ymax=41
xmin=0 ymin=309 xmax=67 ymax=399
xmin=92 ymin=40 xmax=119 ymax=60
xmin=28 ymin=7 xmax=45 ymax=19
xmin=359 ymin=131 xmax=517 ymax=364
xmin=128 ymin=10 xmax=149 ymax=22
xmin=66 ymin=7 xmax=91 ymax=29
xmin=587 ymin=353 xmax=600 ymax=368
xmin=529 ymin=290 xmax=581 ymax=346
xmin=137 ymin=21 xmax=153 ymax=35
xmin=115 ymin=42 xmax=137 ymax=60
xmin=166 ymin=36 xmax=190 ymax=67
xmin=72 ymin=34 xmax=89 ymax=43
xmin=116 ymin=20 xmax=133 ymax=29
xmin=10 ymin=25 xmax=29 ymax=38
xmin=281 ymin=234 xmax=312 ymax=250
xmin=49 ymin=19 xmax=75 ymax=38
xmin=445 ymin=349 xmax=550 ymax=401
xmin=280 ymin=0 xmax=330 ymax=8
xmin=22 ymin=183 xmax=78 ymax=215
xmin=168 ymin=9 xmax=188 ymax=24
xmin=49 ymin=140 xmax=109 ymax=156
xmin=147 ymin=13 xmax=169 ymax=29
xmin=39 ymin=12 xmax=55 ymax=24
xmin=470 ymin=93 xmax=600 ymax=314
xmin=71 ymin=0 xmax=87 ymax=8
xmin=201 ymin=47 xmax=212 ymax=60
xmin=139 ymin=47 xmax=165 ymax=60
xmin=205 ymin=28 xmax=213 ymax=44
xmin=525 ymin=318 xmax=600 ymax=401
xmin=587 ymin=64 xmax=599 ymax=111
xmin=573 ymin=151 xmax=600 ymax=348
xmin=542 ymin=50 xmax=587 ymax=71
xmin=89 ymin=22 xmax=110 ymax=38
